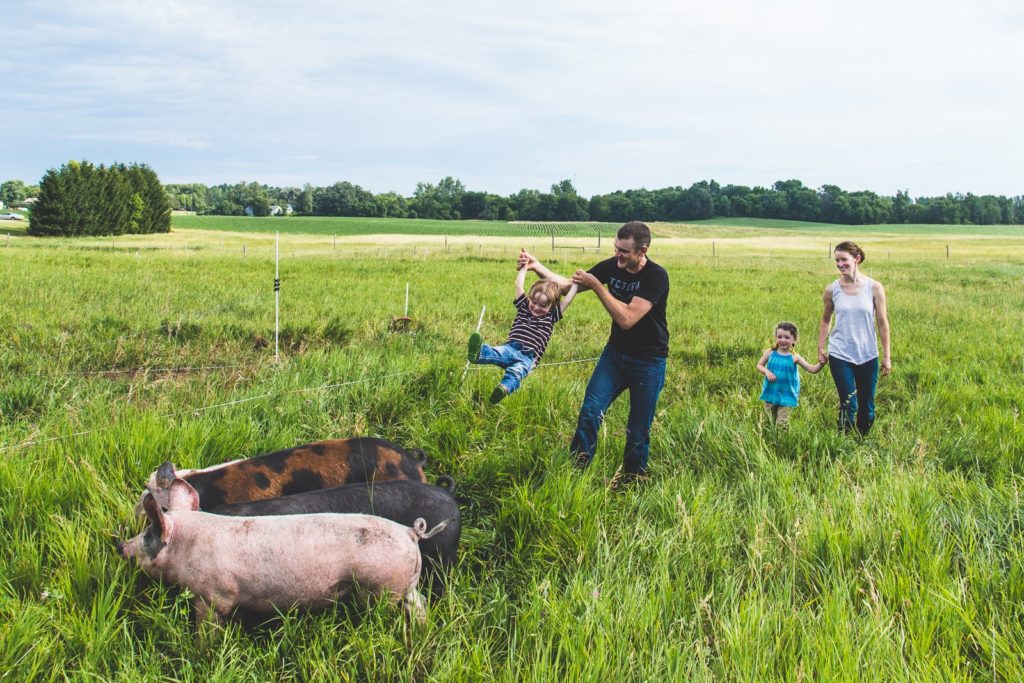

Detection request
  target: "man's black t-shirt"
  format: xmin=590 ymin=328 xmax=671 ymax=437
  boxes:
xmin=588 ymin=257 xmax=670 ymax=358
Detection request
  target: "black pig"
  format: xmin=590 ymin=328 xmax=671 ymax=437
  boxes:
xmin=210 ymin=478 xmax=460 ymax=595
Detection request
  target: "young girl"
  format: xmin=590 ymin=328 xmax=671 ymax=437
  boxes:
xmin=756 ymin=321 xmax=824 ymax=428
xmin=468 ymin=262 xmax=579 ymax=404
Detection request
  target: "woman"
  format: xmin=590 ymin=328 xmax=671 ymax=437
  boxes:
xmin=817 ymin=241 xmax=891 ymax=435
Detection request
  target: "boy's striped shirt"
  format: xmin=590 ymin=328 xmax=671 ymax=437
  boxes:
xmin=506 ymin=294 xmax=562 ymax=360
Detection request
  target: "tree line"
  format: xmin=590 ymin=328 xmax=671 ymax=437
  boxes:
xmin=27 ymin=162 xmax=170 ymax=236
xmin=6 ymin=169 xmax=1022 ymax=228
xmin=165 ymin=177 xmax=1024 ymax=225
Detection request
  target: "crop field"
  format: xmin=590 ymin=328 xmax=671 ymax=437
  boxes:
xmin=1 ymin=223 xmax=1023 ymax=680
xmin=171 ymin=214 xmax=619 ymax=238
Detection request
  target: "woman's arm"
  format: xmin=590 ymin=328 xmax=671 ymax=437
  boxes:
xmin=874 ymin=280 xmax=891 ymax=375
xmin=756 ymin=349 xmax=776 ymax=382
xmin=817 ymin=284 xmax=834 ymax=364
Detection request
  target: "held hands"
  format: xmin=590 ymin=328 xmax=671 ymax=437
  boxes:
xmin=518 ymin=248 xmax=536 ymax=271
xmin=572 ymin=269 xmax=600 ymax=291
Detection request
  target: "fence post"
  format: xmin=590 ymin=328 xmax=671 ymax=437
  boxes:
xmin=551 ymin=227 xmax=555 ymax=253
xmin=274 ymin=232 xmax=280 ymax=364
xmin=946 ymin=244 xmax=949 ymax=260
xmin=461 ymin=305 xmax=487 ymax=382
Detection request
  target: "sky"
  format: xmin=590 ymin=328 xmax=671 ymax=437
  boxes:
xmin=2 ymin=0 xmax=1022 ymax=198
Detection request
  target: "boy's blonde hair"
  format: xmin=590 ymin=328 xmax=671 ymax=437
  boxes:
xmin=528 ymin=279 xmax=562 ymax=307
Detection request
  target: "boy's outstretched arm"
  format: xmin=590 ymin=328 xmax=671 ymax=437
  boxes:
xmin=558 ymin=282 xmax=580 ymax=313
xmin=515 ymin=264 xmax=528 ymax=299
xmin=519 ymin=248 xmax=572 ymax=293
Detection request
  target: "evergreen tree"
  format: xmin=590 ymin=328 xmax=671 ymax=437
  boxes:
xmin=27 ymin=160 xmax=170 ymax=236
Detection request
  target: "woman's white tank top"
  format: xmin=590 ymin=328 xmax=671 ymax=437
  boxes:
xmin=828 ymin=277 xmax=878 ymax=364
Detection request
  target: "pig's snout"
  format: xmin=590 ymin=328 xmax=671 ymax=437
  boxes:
xmin=113 ymin=537 xmax=134 ymax=560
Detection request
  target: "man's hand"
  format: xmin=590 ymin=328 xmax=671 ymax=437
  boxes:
xmin=572 ymin=269 xmax=600 ymax=291
xmin=518 ymin=248 xmax=537 ymax=271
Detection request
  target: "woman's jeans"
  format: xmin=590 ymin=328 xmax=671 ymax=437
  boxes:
xmin=828 ymin=356 xmax=879 ymax=435
xmin=476 ymin=341 xmax=536 ymax=394
xmin=570 ymin=347 xmax=667 ymax=475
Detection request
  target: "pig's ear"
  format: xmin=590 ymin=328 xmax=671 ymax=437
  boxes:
xmin=142 ymin=493 xmax=171 ymax=542
xmin=168 ymin=479 xmax=200 ymax=512
xmin=155 ymin=461 xmax=177 ymax=488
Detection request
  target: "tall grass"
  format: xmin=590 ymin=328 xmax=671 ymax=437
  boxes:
xmin=0 ymin=228 xmax=1021 ymax=680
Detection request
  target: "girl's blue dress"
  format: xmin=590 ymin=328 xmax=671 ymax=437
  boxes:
xmin=759 ymin=350 xmax=800 ymax=407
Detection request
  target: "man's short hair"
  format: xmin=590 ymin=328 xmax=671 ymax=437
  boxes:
xmin=617 ymin=221 xmax=651 ymax=250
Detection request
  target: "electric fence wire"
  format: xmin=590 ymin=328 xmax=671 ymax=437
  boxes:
xmin=0 ymin=368 xmax=422 ymax=453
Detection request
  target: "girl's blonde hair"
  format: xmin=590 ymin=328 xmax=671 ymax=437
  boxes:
xmin=528 ymin=279 xmax=562 ymax=307
xmin=773 ymin=321 xmax=799 ymax=350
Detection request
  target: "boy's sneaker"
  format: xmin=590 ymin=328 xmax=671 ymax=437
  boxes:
xmin=489 ymin=385 xmax=508 ymax=404
xmin=467 ymin=332 xmax=483 ymax=362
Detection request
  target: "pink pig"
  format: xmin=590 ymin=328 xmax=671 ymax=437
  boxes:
xmin=117 ymin=478 xmax=446 ymax=626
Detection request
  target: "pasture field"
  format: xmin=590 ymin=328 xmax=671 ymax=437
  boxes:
xmin=1 ymin=225 xmax=1023 ymax=680
xmin=170 ymin=213 xmax=1024 ymax=241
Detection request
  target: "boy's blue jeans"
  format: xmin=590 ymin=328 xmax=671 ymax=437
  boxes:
xmin=476 ymin=341 xmax=536 ymax=394
xmin=828 ymin=356 xmax=879 ymax=435
xmin=570 ymin=347 xmax=667 ymax=475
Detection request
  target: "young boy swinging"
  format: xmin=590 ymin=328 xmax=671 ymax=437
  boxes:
xmin=467 ymin=249 xmax=579 ymax=403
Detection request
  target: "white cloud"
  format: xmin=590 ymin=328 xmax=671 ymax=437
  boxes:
xmin=2 ymin=0 xmax=1022 ymax=196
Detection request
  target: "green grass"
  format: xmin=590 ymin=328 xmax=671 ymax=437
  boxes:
xmin=1 ymin=228 xmax=1022 ymax=680
xmin=0 ymin=219 xmax=28 ymax=237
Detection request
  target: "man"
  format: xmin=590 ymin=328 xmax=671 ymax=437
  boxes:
xmin=521 ymin=221 xmax=670 ymax=486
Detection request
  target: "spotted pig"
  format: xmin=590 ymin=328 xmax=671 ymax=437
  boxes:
xmin=140 ymin=437 xmax=428 ymax=512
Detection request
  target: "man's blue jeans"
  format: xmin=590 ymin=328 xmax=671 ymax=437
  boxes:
xmin=828 ymin=356 xmax=878 ymax=435
xmin=570 ymin=347 xmax=667 ymax=475
xmin=476 ymin=341 xmax=536 ymax=394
